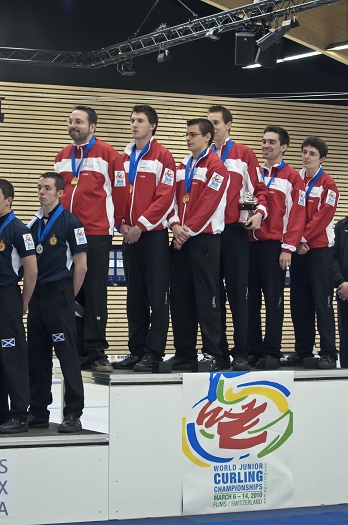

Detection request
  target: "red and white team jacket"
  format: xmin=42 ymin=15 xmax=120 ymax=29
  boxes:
xmin=212 ymin=139 xmax=268 ymax=223
xmin=299 ymin=167 xmax=339 ymax=248
xmin=54 ymin=138 xmax=127 ymax=235
xmin=168 ymin=149 xmax=230 ymax=235
xmin=122 ymin=138 xmax=176 ymax=232
xmin=251 ymin=163 xmax=306 ymax=253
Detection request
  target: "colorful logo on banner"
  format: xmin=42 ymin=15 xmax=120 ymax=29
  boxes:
xmin=183 ymin=372 xmax=293 ymax=468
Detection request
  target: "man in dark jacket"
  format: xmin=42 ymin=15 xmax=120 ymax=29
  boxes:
xmin=333 ymin=216 xmax=348 ymax=368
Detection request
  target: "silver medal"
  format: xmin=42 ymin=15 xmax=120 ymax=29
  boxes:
xmin=36 ymin=243 xmax=43 ymax=254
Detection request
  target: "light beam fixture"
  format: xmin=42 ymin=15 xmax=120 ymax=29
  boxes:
xmin=117 ymin=60 xmax=136 ymax=76
xmin=256 ymin=17 xmax=299 ymax=52
xmin=326 ymin=40 xmax=348 ymax=51
xmin=157 ymin=49 xmax=172 ymax=63
xmin=205 ymin=28 xmax=220 ymax=41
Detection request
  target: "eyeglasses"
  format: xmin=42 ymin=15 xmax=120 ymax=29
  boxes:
xmin=184 ymin=132 xmax=202 ymax=138
xmin=67 ymin=118 xmax=85 ymax=125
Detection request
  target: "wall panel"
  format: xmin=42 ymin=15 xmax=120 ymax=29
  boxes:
xmin=0 ymin=81 xmax=347 ymax=354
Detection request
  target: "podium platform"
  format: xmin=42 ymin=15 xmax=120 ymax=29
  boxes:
xmin=1 ymin=367 xmax=348 ymax=524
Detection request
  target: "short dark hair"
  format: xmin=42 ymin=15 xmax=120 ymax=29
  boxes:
xmin=263 ymin=125 xmax=290 ymax=147
xmin=73 ymin=105 xmax=98 ymax=126
xmin=131 ymin=104 xmax=158 ymax=135
xmin=187 ymin=118 xmax=214 ymax=146
xmin=301 ymin=136 xmax=328 ymax=158
xmin=0 ymin=178 xmax=14 ymax=201
xmin=208 ymin=105 xmax=233 ymax=125
xmin=39 ymin=172 xmax=65 ymax=192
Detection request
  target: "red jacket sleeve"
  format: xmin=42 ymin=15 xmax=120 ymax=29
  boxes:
xmin=302 ymin=176 xmax=338 ymax=245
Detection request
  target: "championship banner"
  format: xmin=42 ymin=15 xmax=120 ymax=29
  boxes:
xmin=182 ymin=371 xmax=294 ymax=515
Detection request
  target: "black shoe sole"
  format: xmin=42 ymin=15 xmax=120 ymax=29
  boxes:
xmin=58 ymin=426 xmax=82 ymax=433
xmin=0 ymin=426 xmax=28 ymax=434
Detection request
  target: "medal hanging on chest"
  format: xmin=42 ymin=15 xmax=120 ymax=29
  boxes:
xmin=37 ymin=205 xmax=64 ymax=253
xmin=128 ymin=142 xmax=151 ymax=193
xmin=71 ymin=136 xmax=96 ymax=186
xmin=184 ymin=149 xmax=207 ymax=203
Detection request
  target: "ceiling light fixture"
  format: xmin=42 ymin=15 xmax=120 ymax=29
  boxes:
xmin=117 ymin=60 xmax=136 ymax=76
xmin=256 ymin=17 xmax=299 ymax=52
xmin=157 ymin=49 xmax=172 ymax=63
xmin=205 ymin=28 xmax=220 ymax=41
xmin=242 ymin=50 xmax=322 ymax=68
xmin=326 ymin=40 xmax=348 ymax=51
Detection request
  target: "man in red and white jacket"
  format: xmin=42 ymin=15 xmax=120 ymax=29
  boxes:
xmin=55 ymin=105 xmax=128 ymax=372
xmin=248 ymin=126 xmax=306 ymax=368
xmin=115 ymin=104 xmax=176 ymax=372
xmin=287 ymin=136 xmax=338 ymax=369
xmin=208 ymin=105 xmax=268 ymax=372
xmin=168 ymin=118 xmax=230 ymax=372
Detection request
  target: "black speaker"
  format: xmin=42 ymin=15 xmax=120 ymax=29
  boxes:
xmin=235 ymin=32 xmax=255 ymax=66
xmin=255 ymin=38 xmax=284 ymax=69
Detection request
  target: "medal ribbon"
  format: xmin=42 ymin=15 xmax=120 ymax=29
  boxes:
xmin=185 ymin=148 xmax=208 ymax=194
xmin=37 ymin=204 xmax=64 ymax=244
xmin=305 ymin=167 xmax=323 ymax=202
xmin=71 ymin=136 xmax=96 ymax=179
xmin=0 ymin=211 xmax=15 ymax=235
xmin=212 ymin=139 xmax=233 ymax=163
xmin=128 ymin=141 xmax=151 ymax=185
xmin=262 ymin=159 xmax=286 ymax=188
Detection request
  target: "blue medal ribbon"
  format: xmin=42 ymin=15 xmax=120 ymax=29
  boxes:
xmin=128 ymin=141 xmax=151 ymax=185
xmin=37 ymin=204 xmax=64 ymax=244
xmin=0 ymin=211 xmax=15 ymax=235
xmin=71 ymin=136 xmax=96 ymax=180
xmin=212 ymin=139 xmax=233 ymax=163
xmin=305 ymin=167 xmax=323 ymax=202
xmin=262 ymin=159 xmax=286 ymax=188
xmin=184 ymin=149 xmax=208 ymax=194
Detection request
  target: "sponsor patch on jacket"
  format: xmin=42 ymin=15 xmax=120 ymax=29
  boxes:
xmin=326 ymin=190 xmax=336 ymax=207
xmin=114 ymin=171 xmax=126 ymax=187
xmin=298 ymin=190 xmax=306 ymax=207
xmin=208 ymin=173 xmax=224 ymax=191
xmin=23 ymin=233 xmax=35 ymax=251
xmin=162 ymin=169 xmax=174 ymax=186
xmin=74 ymin=227 xmax=87 ymax=245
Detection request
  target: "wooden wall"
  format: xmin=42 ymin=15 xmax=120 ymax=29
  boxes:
xmin=0 ymin=81 xmax=347 ymax=354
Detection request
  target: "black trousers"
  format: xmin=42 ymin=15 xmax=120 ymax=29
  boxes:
xmin=76 ymin=235 xmax=112 ymax=359
xmin=290 ymin=247 xmax=336 ymax=357
xmin=0 ymin=285 xmax=29 ymax=422
xmin=337 ymin=298 xmax=348 ymax=367
xmin=170 ymin=234 xmax=222 ymax=360
xmin=248 ymin=240 xmax=285 ymax=357
xmin=28 ymin=280 xmax=84 ymax=419
xmin=122 ymin=229 xmax=170 ymax=358
xmin=220 ymin=223 xmax=250 ymax=357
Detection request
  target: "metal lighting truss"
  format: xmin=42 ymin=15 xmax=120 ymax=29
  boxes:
xmin=0 ymin=0 xmax=342 ymax=68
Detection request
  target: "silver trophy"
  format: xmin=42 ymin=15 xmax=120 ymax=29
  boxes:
xmin=239 ymin=192 xmax=258 ymax=224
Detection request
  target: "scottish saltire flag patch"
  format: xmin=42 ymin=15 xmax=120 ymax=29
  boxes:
xmin=52 ymin=333 xmax=65 ymax=342
xmin=1 ymin=338 xmax=15 ymax=347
